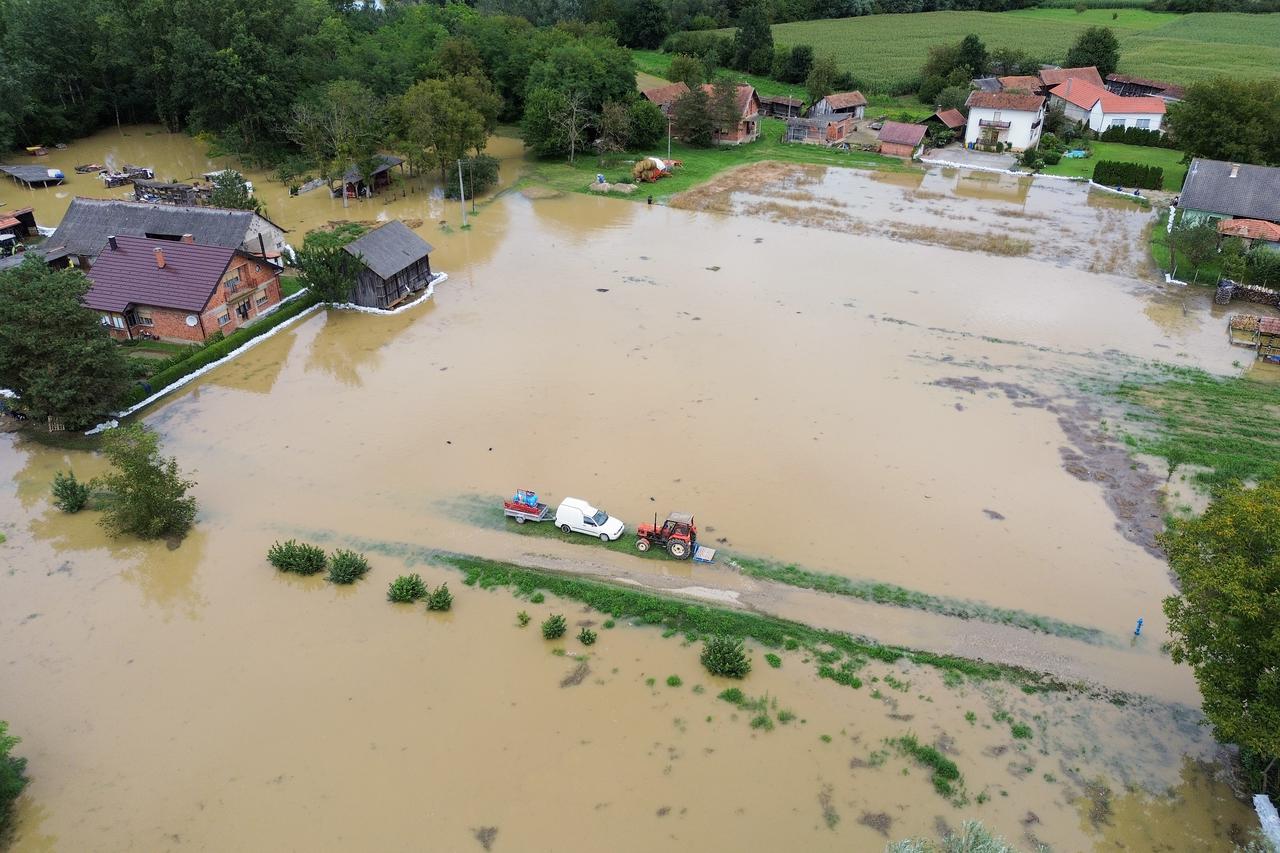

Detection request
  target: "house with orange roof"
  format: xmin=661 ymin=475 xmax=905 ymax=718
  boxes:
xmin=700 ymin=83 xmax=761 ymax=145
xmin=641 ymin=82 xmax=690 ymax=117
xmin=963 ymin=91 xmax=1045 ymax=152
xmin=1048 ymin=78 xmax=1166 ymax=133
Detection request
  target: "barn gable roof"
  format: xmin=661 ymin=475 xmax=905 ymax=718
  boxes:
xmin=343 ymin=220 xmax=434 ymax=281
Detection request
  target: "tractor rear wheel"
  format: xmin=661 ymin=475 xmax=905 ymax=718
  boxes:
xmin=668 ymin=540 xmax=689 ymax=559
xmin=636 ymin=538 xmax=651 ymax=552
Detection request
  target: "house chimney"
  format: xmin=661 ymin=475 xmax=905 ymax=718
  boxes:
xmin=154 ymin=247 xmax=166 ymax=269
xmin=180 ymin=233 xmax=194 ymax=243
xmin=1230 ymin=164 xmax=1239 ymax=178
xmin=107 ymin=235 xmax=118 ymax=250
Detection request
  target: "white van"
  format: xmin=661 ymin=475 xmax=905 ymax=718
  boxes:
xmin=555 ymin=497 xmax=625 ymax=542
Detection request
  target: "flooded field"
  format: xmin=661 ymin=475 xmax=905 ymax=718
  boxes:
xmin=0 ymin=127 xmax=1267 ymax=850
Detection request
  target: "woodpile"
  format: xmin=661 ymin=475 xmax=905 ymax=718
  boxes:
xmin=1229 ymin=314 xmax=1259 ymax=332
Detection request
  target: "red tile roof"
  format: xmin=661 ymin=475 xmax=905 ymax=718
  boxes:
xmin=83 ymin=236 xmax=235 ymax=313
xmin=1049 ymin=79 xmax=1165 ymax=114
xmin=1218 ymin=218 xmax=1280 ymax=242
xmin=820 ymin=90 xmax=867 ymax=109
xmin=878 ymin=121 xmax=928 ymax=147
xmin=1039 ymin=66 xmax=1103 ymax=87
xmin=998 ymin=75 xmax=1041 ymax=93
xmin=641 ymin=82 xmax=690 ymax=109
xmin=699 ymin=83 xmax=760 ymax=117
xmin=932 ymin=108 xmax=966 ymax=129
xmin=965 ymin=91 xmax=1045 ymax=112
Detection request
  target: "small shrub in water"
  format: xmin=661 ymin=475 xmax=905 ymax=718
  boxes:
xmin=51 ymin=471 xmax=90 ymax=513
xmin=426 ymin=583 xmax=453 ymax=611
xmin=603 ymin=619 xmax=615 ymax=629
xmin=750 ymin=713 xmax=774 ymax=731
xmin=765 ymin=653 xmax=782 ymax=669
xmin=717 ymin=687 xmax=745 ymax=704
xmin=542 ymin=613 xmax=567 ymax=639
xmin=778 ymin=709 xmax=796 ymax=723
xmin=666 ymin=675 xmax=682 ymax=688
xmin=530 ymin=592 xmax=545 ymax=604
xmin=327 ymin=549 xmax=370 ymax=584
xmin=268 ymin=539 xmax=326 ymax=575
xmin=701 ymin=635 xmax=751 ymax=679
xmin=517 ymin=610 xmax=531 ymax=627
xmin=1010 ymin=722 xmax=1033 ymax=740
xmin=388 ymin=573 xmax=428 ymax=602
xmin=578 ymin=626 xmax=597 ymax=645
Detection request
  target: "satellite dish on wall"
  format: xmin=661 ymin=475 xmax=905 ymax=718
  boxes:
xmin=185 ymin=314 xmax=198 ymax=327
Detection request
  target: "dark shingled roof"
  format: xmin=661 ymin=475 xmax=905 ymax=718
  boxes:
xmin=1181 ymin=159 xmax=1280 ymax=223
xmin=966 ymin=91 xmax=1045 ymax=112
xmin=344 ymin=220 xmax=434 ymax=281
xmin=342 ymin=154 xmax=404 ymax=185
xmin=83 ymin=236 xmax=235 ymax=314
xmin=45 ymin=197 xmax=282 ymax=262
xmin=878 ymin=121 xmax=928 ymax=147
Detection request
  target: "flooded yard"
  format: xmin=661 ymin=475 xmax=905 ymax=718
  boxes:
xmin=0 ymin=127 xmax=1264 ymax=850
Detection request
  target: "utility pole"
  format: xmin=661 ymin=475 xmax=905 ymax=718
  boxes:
xmin=667 ymin=116 xmax=672 ymax=160
xmin=469 ymin=159 xmax=476 ymax=214
xmin=457 ymin=159 xmax=467 ymax=228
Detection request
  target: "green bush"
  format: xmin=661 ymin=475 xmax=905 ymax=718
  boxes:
xmin=764 ymin=653 xmax=782 ymax=669
xmin=120 ymin=294 xmax=319 ymax=407
xmin=327 ymin=549 xmax=369 ymax=584
xmin=578 ymin=626 xmax=597 ymax=645
xmin=1098 ymin=124 xmax=1178 ymax=149
xmin=517 ymin=610 xmax=531 ymax=627
xmin=51 ymin=470 xmax=90 ymax=513
xmin=541 ymin=613 xmax=567 ymax=639
xmin=443 ymin=155 xmax=500 ymax=200
xmin=701 ymin=635 xmax=751 ymax=678
xmin=267 ymin=539 xmax=327 ymax=574
xmin=530 ymin=592 xmax=545 ymax=604
xmin=426 ymin=583 xmax=453 ymax=611
xmin=1010 ymin=722 xmax=1033 ymax=739
xmin=717 ymin=687 xmax=745 ymax=704
xmin=666 ymin=674 xmax=682 ymax=687
xmin=1040 ymin=149 xmax=1062 ymax=165
xmin=1093 ymin=160 xmax=1163 ymax=190
xmin=749 ymin=713 xmax=774 ymax=731
xmin=388 ymin=573 xmax=428 ymax=602
xmin=0 ymin=721 xmax=28 ymax=839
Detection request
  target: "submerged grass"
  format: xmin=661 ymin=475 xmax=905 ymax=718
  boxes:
xmin=891 ymin=733 xmax=965 ymax=802
xmin=1112 ymin=365 xmax=1280 ymax=487
xmin=438 ymin=552 xmax=1068 ymax=691
xmin=731 ymin=557 xmax=1109 ymax=645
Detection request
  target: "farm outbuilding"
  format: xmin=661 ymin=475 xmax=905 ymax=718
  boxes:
xmin=342 ymin=220 xmax=436 ymax=310
xmin=810 ymin=91 xmax=867 ymax=119
xmin=878 ymin=121 xmax=928 ymax=158
xmin=0 ymin=164 xmax=65 ymax=187
xmin=785 ymin=115 xmax=853 ymax=146
xmin=760 ymin=95 xmax=804 ymax=118
xmin=641 ymin=82 xmax=690 ymax=116
xmin=338 ymin=155 xmax=404 ymax=199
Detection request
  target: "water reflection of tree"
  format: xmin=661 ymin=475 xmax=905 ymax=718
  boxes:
xmin=8 ymin=799 xmax=59 ymax=852
xmin=303 ymin=306 xmax=430 ymax=387
xmin=202 ymin=324 xmax=299 ymax=396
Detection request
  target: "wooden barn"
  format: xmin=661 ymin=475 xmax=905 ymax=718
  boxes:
xmin=342 ymin=220 xmax=435 ymax=310
xmin=760 ymin=95 xmax=804 ymax=118
xmin=878 ymin=121 xmax=928 ymax=159
xmin=809 ymin=91 xmax=867 ymax=119
xmin=784 ymin=115 xmax=853 ymax=146
xmin=337 ymin=155 xmax=404 ymax=199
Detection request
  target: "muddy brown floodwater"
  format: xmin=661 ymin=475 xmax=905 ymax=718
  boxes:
xmin=0 ymin=127 xmax=1265 ymax=851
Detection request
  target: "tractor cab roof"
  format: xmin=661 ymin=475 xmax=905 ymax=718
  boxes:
xmin=666 ymin=512 xmax=694 ymax=525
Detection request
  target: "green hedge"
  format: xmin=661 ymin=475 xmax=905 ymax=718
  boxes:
xmin=119 ymin=293 xmax=318 ymax=407
xmin=1093 ymin=160 xmax=1164 ymax=190
xmin=1098 ymin=125 xmax=1179 ymax=149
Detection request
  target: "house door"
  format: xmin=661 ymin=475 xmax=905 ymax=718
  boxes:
xmin=235 ymin=299 xmax=250 ymax=322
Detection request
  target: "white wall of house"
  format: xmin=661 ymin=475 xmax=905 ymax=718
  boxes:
xmin=964 ymin=105 xmax=1044 ymax=151
xmin=1050 ymin=95 xmax=1091 ymax=124
xmin=1087 ymin=102 xmax=1164 ymax=133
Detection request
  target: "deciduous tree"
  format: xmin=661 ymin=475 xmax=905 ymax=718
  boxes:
xmin=1065 ymin=26 xmax=1120 ymax=76
xmin=397 ymin=77 xmax=488 ymax=181
xmin=671 ymin=85 xmax=714 ymax=147
xmin=1162 ymin=478 xmax=1280 ymax=796
xmin=206 ymin=169 xmax=262 ymax=215
xmin=628 ymin=98 xmax=666 ymax=148
xmin=619 ymin=0 xmax=670 ymax=48
xmin=94 ymin=423 xmax=198 ymax=541
xmin=1168 ymin=78 xmax=1280 ymax=166
xmin=805 ymin=54 xmax=839 ymax=103
xmin=668 ymin=53 xmax=707 ymax=88
xmin=0 ymin=258 xmax=131 ymax=428
xmin=731 ymin=1 xmax=773 ymax=73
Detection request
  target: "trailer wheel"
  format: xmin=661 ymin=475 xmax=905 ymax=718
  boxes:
xmin=516 ymin=516 xmax=526 ymax=524
xmin=561 ymin=524 xmax=571 ymax=534
xmin=636 ymin=538 xmax=650 ymax=552
xmin=669 ymin=540 xmax=689 ymax=559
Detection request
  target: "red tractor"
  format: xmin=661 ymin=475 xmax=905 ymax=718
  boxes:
xmin=636 ymin=512 xmax=697 ymax=559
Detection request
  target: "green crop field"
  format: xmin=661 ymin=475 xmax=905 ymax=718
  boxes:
xmin=713 ymin=10 xmax=1280 ymax=93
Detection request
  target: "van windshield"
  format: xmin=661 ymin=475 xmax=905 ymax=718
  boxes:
xmin=590 ymin=510 xmax=609 ymax=526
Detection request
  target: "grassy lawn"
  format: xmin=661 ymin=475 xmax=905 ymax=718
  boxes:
xmin=717 ymin=10 xmax=1280 ymax=93
xmin=631 ymin=49 xmax=933 ymax=120
xmin=280 ymin=274 xmax=305 ymax=298
xmin=1147 ymin=208 xmax=1223 ymax=284
xmin=1040 ymin=142 xmax=1188 ymax=191
xmin=523 ymin=117 xmax=918 ymax=202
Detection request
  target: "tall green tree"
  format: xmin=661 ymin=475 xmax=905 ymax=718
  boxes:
xmin=206 ymin=169 xmax=263 ymax=215
xmin=710 ymin=77 xmax=740 ymax=141
xmin=805 ymin=54 xmax=839 ymax=103
xmin=671 ymin=86 xmax=714 ymax=147
xmin=1065 ymin=26 xmax=1120 ymax=76
xmin=287 ymin=79 xmax=385 ymax=189
xmin=398 ymin=77 xmax=490 ymax=180
xmin=1168 ymin=78 xmax=1280 ymax=166
xmin=0 ymin=258 xmax=131 ymax=429
xmin=295 ymin=226 xmax=368 ymax=303
xmin=1162 ymin=478 xmax=1280 ymax=796
xmin=522 ymin=86 xmax=571 ymax=157
xmin=668 ymin=54 xmax=707 ymax=88
xmin=94 ymin=423 xmax=198 ymax=541
xmin=956 ymin=33 xmax=988 ymax=76
xmin=619 ymin=0 xmax=670 ymax=48
xmin=731 ymin=1 xmax=773 ymax=74
xmin=628 ymin=98 xmax=666 ymax=148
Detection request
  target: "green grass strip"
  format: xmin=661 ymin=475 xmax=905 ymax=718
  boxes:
xmin=732 ymin=557 xmax=1110 ymax=646
xmin=437 ymin=552 xmax=1066 ymax=690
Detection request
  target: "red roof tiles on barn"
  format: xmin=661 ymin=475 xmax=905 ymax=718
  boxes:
xmin=820 ymin=91 xmax=867 ymax=109
xmin=1039 ymin=66 xmax=1103 ymax=87
xmin=1218 ymin=218 xmax=1280 ymax=242
xmin=878 ymin=121 xmax=928 ymax=147
xmin=931 ymin=108 xmax=966 ymax=130
xmin=641 ymin=82 xmax=690 ymax=110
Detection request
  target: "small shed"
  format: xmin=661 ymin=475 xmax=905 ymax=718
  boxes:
xmin=0 ymin=208 xmax=38 ymax=239
xmin=343 ymin=220 xmax=435 ymax=310
xmin=760 ymin=95 xmax=804 ymax=118
xmin=133 ymin=179 xmax=199 ymax=206
xmin=338 ymin=155 xmax=404 ymax=199
xmin=878 ymin=121 xmax=928 ymax=159
xmin=785 ymin=115 xmax=853 ymax=146
xmin=810 ymin=91 xmax=867 ymax=120
xmin=0 ymin=164 xmax=65 ymax=187
xmin=925 ymin=108 xmax=966 ymax=140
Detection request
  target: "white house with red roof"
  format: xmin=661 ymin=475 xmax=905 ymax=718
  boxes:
xmin=964 ymin=91 xmax=1046 ymax=152
xmin=1048 ymin=78 xmax=1166 ymax=133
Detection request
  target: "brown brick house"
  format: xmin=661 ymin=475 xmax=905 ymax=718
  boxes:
xmin=700 ymin=83 xmax=761 ymax=145
xmin=84 ymin=235 xmax=282 ymax=343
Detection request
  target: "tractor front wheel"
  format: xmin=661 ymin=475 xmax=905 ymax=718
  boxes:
xmin=636 ymin=538 xmax=651 ymax=552
xmin=668 ymin=540 xmax=689 ymax=559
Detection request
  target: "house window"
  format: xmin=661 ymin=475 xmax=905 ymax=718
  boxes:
xmin=112 ymin=315 xmax=124 ymax=329
xmin=1109 ymin=118 xmax=1125 ymax=128
xmin=255 ymin=289 xmax=269 ymax=306
xmin=217 ymin=312 xmax=230 ymax=326
xmin=1136 ymin=119 xmax=1150 ymax=130
xmin=135 ymin=309 xmax=153 ymax=327
xmin=100 ymin=314 xmax=111 ymax=326
xmin=224 ymin=274 xmax=241 ymax=291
